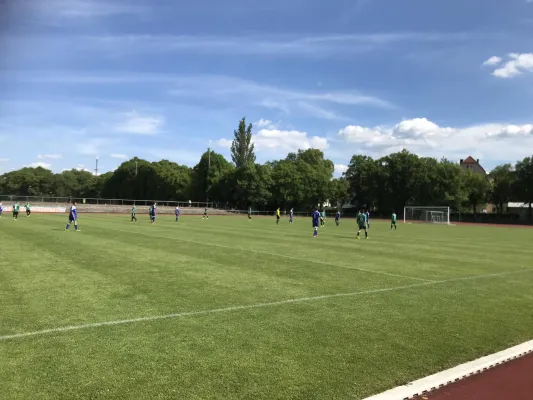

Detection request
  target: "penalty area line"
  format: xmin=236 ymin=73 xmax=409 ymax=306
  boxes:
xmin=1 ymin=268 xmax=531 ymax=342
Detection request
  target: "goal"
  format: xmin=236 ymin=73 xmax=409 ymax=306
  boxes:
xmin=404 ymin=206 xmax=450 ymax=225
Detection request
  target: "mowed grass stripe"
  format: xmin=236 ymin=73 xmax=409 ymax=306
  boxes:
xmin=48 ymin=215 xmax=436 ymax=283
xmin=2 ymin=216 xmax=414 ymax=333
xmin=73 ymin=214 xmax=533 ymax=280
xmin=2 ymin=267 xmax=533 ymax=342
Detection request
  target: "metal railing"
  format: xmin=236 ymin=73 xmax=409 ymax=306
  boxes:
xmin=0 ymin=195 xmax=213 ymax=208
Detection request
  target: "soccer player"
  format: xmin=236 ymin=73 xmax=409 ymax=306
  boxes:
xmin=312 ymin=207 xmax=320 ymax=237
xmin=131 ymin=204 xmax=137 ymax=222
xmin=0 ymin=202 xmax=3 ymax=218
xmin=289 ymin=208 xmax=294 ymax=224
xmin=149 ymin=202 xmax=157 ymax=223
xmin=25 ymin=202 xmax=31 ymax=217
xmin=365 ymin=209 xmax=370 ymax=229
xmin=203 ymin=207 xmax=209 ymax=220
xmin=356 ymin=209 xmax=368 ymax=239
xmin=320 ymin=209 xmax=326 ymax=226
xmin=391 ymin=211 xmax=397 ymax=230
xmin=65 ymin=201 xmax=79 ymax=231
xmin=335 ymin=210 xmax=340 ymax=226
xmin=248 ymin=206 xmax=252 ymax=220
xmin=13 ymin=202 xmax=19 ymax=220
xmin=175 ymin=205 xmax=180 ymax=222
xmin=276 ymin=207 xmax=280 ymax=224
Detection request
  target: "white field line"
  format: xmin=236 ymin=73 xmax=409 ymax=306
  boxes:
xmin=362 ymin=339 xmax=533 ymax=400
xmin=77 ymin=223 xmax=437 ymax=283
xmin=1 ymin=268 xmax=531 ymax=342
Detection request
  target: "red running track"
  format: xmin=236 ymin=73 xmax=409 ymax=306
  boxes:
xmin=413 ymin=352 xmax=533 ymax=400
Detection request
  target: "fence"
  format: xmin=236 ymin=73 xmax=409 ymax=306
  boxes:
xmin=0 ymin=195 xmax=212 ymax=208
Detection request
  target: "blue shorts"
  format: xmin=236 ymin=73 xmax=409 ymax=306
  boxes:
xmin=69 ymin=215 xmax=77 ymax=222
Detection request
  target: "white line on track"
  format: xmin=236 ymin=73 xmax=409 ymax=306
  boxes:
xmin=1 ymin=268 xmax=531 ymax=342
xmin=80 ymin=223 xmax=437 ymax=283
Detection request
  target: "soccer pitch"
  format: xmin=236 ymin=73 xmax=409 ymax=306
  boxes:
xmin=1 ymin=214 xmax=533 ymax=400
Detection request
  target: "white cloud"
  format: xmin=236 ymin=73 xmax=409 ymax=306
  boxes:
xmin=38 ymin=154 xmax=63 ymax=160
xmin=337 ymin=117 xmax=533 ymax=161
xmin=115 ymin=111 xmax=164 ymax=135
xmin=334 ymin=164 xmax=348 ymax=175
xmin=216 ymin=138 xmax=232 ymax=149
xmin=253 ymin=129 xmax=329 ymax=153
xmin=77 ymin=138 xmax=113 ymax=156
xmin=110 ymin=153 xmax=128 ymax=159
xmin=482 ymin=56 xmax=502 ymax=66
xmin=491 ymin=53 xmax=533 ymax=78
xmin=84 ymin=32 xmax=476 ymax=58
xmin=25 ymin=162 xmax=52 ymax=169
xmin=255 ymin=119 xmax=275 ymax=129
xmin=31 ymin=0 xmax=145 ymax=19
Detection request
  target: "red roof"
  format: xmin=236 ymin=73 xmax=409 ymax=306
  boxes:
xmin=461 ymin=156 xmax=477 ymax=164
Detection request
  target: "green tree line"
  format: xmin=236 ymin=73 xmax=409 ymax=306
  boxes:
xmin=1 ymin=118 xmax=532 ymax=219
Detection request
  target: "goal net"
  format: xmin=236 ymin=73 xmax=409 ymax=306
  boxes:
xmin=404 ymin=206 xmax=450 ymax=225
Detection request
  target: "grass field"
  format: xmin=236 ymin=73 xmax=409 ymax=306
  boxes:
xmin=1 ymin=213 xmax=533 ymax=400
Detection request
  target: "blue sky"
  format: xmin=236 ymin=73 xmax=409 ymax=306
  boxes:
xmin=1 ymin=0 xmax=533 ymax=176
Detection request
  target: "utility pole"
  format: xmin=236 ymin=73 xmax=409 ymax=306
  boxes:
xmin=206 ymin=141 xmax=211 ymax=207
xmin=95 ymin=156 xmax=99 ymax=176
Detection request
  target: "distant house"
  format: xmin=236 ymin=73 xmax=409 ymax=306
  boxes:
xmin=460 ymin=156 xmax=487 ymax=176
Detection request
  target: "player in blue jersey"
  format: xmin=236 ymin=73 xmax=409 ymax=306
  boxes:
xmin=65 ymin=201 xmax=79 ymax=231
xmin=365 ymin=209 xmax=370 ymax=229
xmin=312 ymin=208 xmax=320 ymax=237
xmin=335 ymin=210 xmax=340 ymax=226
xmin=289 ymin=208 xmax=294 ymax=224
xmin=175 ymin=205 xmax=180 ymax=222
xmin=149 ymin=202 xmax=156 ymax=223
xmin=0 ymin=202 xmax=3 ymax=218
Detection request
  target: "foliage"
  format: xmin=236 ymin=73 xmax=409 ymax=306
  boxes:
xmin=489 ymin=164 xmax=516 ymax=215
xmin=1 ymin=118 xmax=533 ymax=216
xmin=463 ymin=170 xmax=491 ymax=214
xmin=231 ymin=117 xmax=255 ymax=168
xmin=515 ymin=156 xmax=533 ymax=221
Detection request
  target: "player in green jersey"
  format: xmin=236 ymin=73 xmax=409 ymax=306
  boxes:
xmin=13 ymin=203 xmax=20 ymax=220
xmin=391 ymin=211 xmax=397 ymax=230
xmin=25 ymin=202 xmax=31 ymax=217
xmin=356 ymin=209 xmax=368 ymax=239
xmin=203 ymin=207 xmax=209 ymax=219
xmin=320 ymin=210 xmax=326 ymax=226
xmin=131 ymin=205 xmax=137 ymax=222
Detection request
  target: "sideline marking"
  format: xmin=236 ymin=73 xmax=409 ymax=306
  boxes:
xmin=1 ymin=268 xmax=531 ymax=342
xmin=362 ymin=339 xmax=533 ymax=400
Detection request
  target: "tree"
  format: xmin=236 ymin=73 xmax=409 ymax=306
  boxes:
xmin=231 ymin=117 xmax=255 ymax=168
xmin=463 ymin=170 xmax=491 ymax=215
xmin=231 ymin=164 xmax=272 ymax=208
xmin=345 ymin=155 xmax=382 ymax=209
xmin=489 ymin=164 xmax=516 ymax=215
xmin=329 ymin=178 xmax=350 ymax=210
xmin=515 ymin=156 xmax=533 ymax=222
xmin=191 ymin=150 xmax=234 ymax=202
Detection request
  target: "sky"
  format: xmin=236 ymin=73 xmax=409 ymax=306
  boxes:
xmin=1 ymin=0 xmax=533 ymax=177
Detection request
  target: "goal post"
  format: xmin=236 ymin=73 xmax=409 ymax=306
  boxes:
xmin=404 ymin=206 xmax=450 ymax=225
